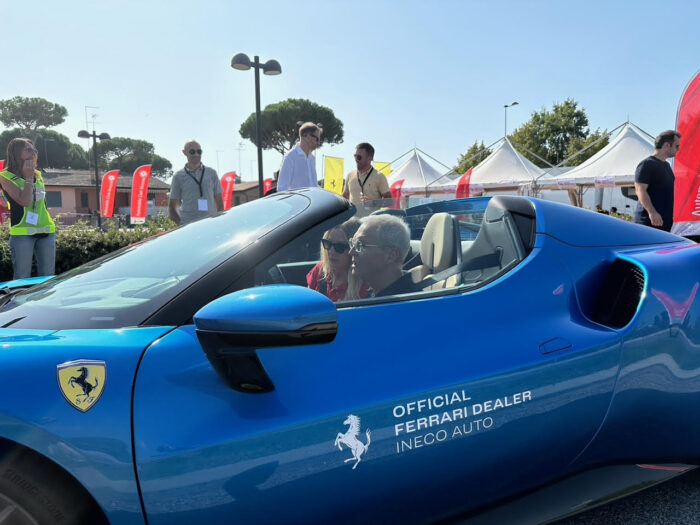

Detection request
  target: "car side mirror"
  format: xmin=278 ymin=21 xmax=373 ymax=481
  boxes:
xmin=194 ymin=284 xmax=337 ymax=393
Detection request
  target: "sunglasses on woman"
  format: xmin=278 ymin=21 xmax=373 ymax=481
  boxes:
xmin=321 ymin=238 xmax=350 ymax=254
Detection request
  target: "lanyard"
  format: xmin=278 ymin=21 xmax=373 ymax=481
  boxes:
xmin=184 ymin=165 xmax=205 ymax=198
xmin=358 ymin=167 xmax=374 ymax=194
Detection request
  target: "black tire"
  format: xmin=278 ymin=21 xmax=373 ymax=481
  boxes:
xmin=0 ymin=447 xmax=107 ymax=525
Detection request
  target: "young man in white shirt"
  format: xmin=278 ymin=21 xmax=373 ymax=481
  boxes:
xmin=277 ymin=122 xmax=322 ymax=191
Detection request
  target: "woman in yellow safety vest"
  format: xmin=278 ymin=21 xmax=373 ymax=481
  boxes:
xmin=0 ymin=138 xmax=56 ymax=280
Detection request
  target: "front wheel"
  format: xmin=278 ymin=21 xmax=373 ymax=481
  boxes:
xmin=0 ymin=448 xmax=107 ymax=525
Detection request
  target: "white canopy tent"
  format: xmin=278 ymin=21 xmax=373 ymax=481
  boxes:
xmin=470 ymin=138 xmax=544 ymax=187
xmin=388 ymin=123 xmax=654 ymax=207
xmin=533 ymin=122 xmax=654 ymax=209
xmin=429 ymin=138 xmax=544 ymax=194
xmin=538 ymin=122 xmax=654 ymax=188
xmin=386 ymin=149 xmax=447 ymax=194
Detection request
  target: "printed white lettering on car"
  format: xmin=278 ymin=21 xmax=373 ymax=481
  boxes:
xmin=471 ymin=391 xmax=531 ymax=415
xmin=392 ymin=390 xmax=532 ymax=454
xmin=392 ymin=390 xmax=471 ymax=418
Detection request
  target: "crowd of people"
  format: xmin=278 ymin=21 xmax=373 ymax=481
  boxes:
xmin=0 ymin=125 xmax=682 ymax=282
xmin=595 ymin=205 xmax=619 ymax=215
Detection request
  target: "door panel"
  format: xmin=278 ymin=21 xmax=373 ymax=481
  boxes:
xmin=133 ymin=250 xmax=621 ymax=523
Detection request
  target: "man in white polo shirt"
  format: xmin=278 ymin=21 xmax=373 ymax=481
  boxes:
xmin=277 ymin=122 xmax=322 ymax=191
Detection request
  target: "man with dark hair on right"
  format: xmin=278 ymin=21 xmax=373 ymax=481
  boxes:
xmin=634 ymin=130 xmax=681 ymax=232
xmin=343 ymin=142 xmax=392 ymax=204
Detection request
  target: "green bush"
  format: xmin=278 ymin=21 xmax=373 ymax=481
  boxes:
xmin=0 ymin=215 xmax=177 ymax=282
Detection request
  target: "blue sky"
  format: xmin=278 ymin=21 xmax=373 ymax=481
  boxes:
xmin=3 ymin=0 xmax=698 ymax=180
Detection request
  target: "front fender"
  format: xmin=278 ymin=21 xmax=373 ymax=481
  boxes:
xmin=0 ymin=326 xmax=173 ymax=524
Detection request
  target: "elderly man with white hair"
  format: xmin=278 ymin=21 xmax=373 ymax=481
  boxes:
xmin=349 ymin=214 xmax=413 ymax=297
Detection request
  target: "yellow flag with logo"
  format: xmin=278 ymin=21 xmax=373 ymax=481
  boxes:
xmin=375 ymin=162 xmax=391 ymax=176
xmin=324 ymin=156 xmax=344 ymax=194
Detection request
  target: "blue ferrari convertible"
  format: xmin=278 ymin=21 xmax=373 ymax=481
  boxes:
xmin=0 ymin=188 xmax=698 ymax=524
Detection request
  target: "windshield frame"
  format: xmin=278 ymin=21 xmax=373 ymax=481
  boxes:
xmin=0 ymin=191 xmax=343 ymax=330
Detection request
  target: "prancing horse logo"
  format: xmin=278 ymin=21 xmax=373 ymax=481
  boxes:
xmin=57 ymin=360 xmax=106 ymax=412
xmin=335 ymin=414 xmax=371 ymax=469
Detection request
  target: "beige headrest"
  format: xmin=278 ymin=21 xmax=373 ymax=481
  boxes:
xmin=421 ymin=213 xmax=456 ymax=272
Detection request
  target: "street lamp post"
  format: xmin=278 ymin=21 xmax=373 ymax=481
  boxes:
xmin=235 ymin=142 xmax=245 ymax=179
xmin=504 ymin=101 xmax=519 ymax=137
xmin=78 ymin=129 xmax=110 ymax=227
xmin=40 ymin=137 xmax=54 ymax=168
xmin=216 ymin=150 xmax=224 ymax=174
xmin=231 ymin=53 xmax=282 ymax=198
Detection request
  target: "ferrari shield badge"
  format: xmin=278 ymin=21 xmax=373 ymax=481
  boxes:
xmin=57 ymin=360 xmax=106 ymax=412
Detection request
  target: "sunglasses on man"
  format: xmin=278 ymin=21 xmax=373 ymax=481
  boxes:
xmin=188 ymin=149 xmax=203 ymax=155
xmin=348 ymin=238 xmax=383 ymax=253
xmin=321 ymin=238 xmax=350 ymax=254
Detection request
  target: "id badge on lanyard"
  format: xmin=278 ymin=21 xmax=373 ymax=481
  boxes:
xmin=26 ymin=182 xmax=40 ymax=224
xmin=26 ymin=212 xmax=39 ymax=225
xmin=186 ymin=166 xmax=209 ymax=211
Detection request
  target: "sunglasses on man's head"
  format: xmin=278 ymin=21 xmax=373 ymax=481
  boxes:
xmin=321 ymin=238 xmax=350 ymax=254
xmin=188 ymin=149 xmax=203 ymax=155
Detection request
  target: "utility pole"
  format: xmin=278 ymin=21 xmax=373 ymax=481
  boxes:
xmin=216 ymin=150 xmax=224 ymax=174
xmin=84 ymin=106 xmax=99 ymax=170
xmin=235 ymin=142 xmax=245 ymax=179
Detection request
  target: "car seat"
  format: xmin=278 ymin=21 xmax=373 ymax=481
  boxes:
xmin=409 ymin=212 xmax=461 ymax=289
xmin=459 ymin=198 xmax=530 ymax=285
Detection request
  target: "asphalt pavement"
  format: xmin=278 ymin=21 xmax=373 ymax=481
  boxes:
xmin=556 ymin=467 xmax=700 ymax=524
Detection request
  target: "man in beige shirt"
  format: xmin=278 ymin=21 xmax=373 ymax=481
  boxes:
xmin=343 ymin=143 xmax=392 ymax=204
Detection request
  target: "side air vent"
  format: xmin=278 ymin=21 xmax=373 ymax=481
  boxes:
xmin=590 ymin=259 xmax=645 ymax=328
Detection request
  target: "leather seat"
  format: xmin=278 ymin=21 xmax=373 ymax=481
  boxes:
xmin=410 ymin=212 xmax=461 ymax=289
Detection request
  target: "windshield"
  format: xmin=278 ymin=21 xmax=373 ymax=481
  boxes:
xmin=0 ymin=194 xmax=309 ymax=329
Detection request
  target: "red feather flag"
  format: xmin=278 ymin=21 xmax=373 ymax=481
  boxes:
xmin=221 ymin=172 xmax=236 ymax=210
xmin=130 ymin=165 xmax=152 ymax=224
xmin=456 ymin=169 xmax=473 ymax=199
xmin=100 ymin=170 xmax=119 ymax=217
xmin=673 ymin=70 xmax=700 ymax=234
xmin=263 ymin=178 xmax=274 ymax=195
xmin=390 ymin=180 xmax=404 ymax=209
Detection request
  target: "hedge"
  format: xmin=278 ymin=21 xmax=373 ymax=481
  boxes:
xmin=0 ymin=215 xmax=177 ymax=282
